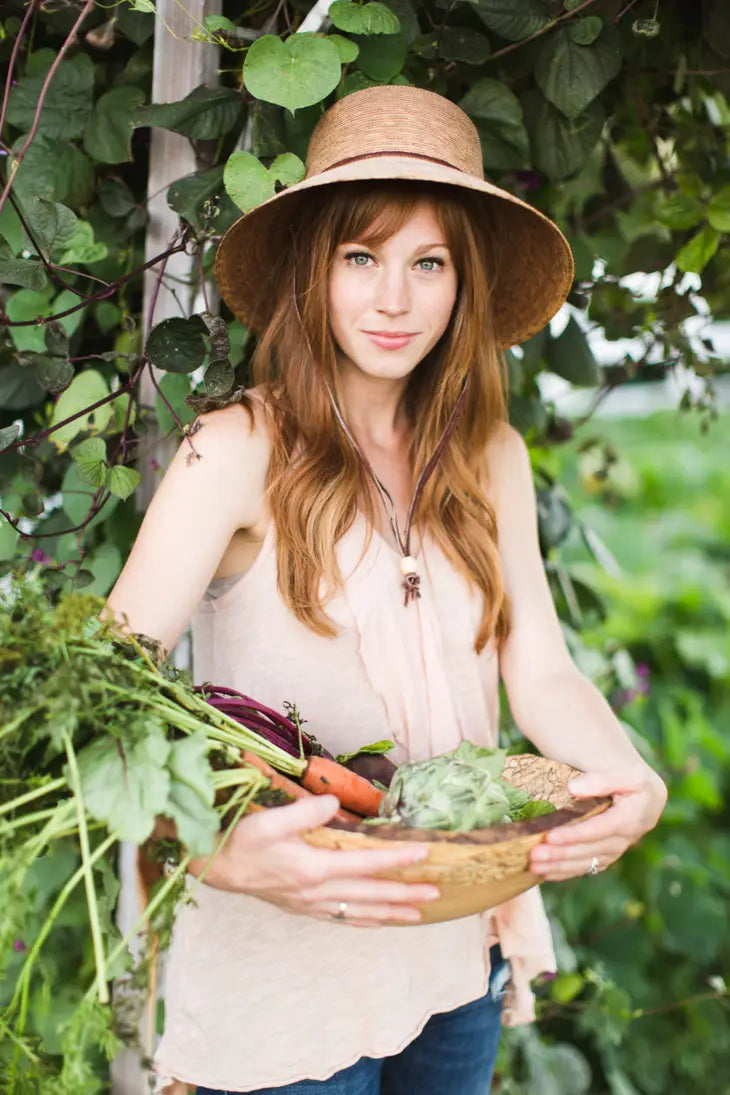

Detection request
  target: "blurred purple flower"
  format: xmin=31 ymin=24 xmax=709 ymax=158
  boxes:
xmin=31 ymin=548 xmax=53 ymax=565
xmin=13 ymin=939 xmax=27 ymax=953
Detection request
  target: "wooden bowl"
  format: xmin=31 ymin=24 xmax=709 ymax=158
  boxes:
xmin=302 ymin=754 xmax=611 ymax=925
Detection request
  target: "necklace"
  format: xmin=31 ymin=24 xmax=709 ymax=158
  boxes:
xmin=326 ymin=377 xmax=470 ymax=606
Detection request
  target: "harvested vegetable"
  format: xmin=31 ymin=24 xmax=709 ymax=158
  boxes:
xmin=377 ymin=742 xmax=556 ymax=830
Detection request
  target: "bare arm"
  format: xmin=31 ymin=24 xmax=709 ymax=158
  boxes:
xmin=488 ymin=423 xmax=667 ymax=879
xmin=103 ymin=402 xmax=269 ymax=656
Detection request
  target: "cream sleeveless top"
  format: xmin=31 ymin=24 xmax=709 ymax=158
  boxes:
xmin=155 ymin=515 xmax=555 ymax=1094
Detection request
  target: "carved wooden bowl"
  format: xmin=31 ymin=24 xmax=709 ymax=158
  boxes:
xmin=302 ymin=754 xmax=611 ymax=925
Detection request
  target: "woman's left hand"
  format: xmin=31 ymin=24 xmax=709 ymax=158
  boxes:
xmin=528 ymin=765 xmax=668 ymax=882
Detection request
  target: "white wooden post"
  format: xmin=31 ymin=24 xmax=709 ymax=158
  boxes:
xmin=112 ymin=0 xmax=220 ymax=1090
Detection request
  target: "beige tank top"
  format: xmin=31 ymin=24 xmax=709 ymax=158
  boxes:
xmin=155 ymin=514 xmax=555 ymax=1094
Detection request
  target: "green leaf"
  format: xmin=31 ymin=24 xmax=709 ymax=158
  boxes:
xmin=104 ymin=464 xmax=141 ymax=501
xmin=71 ymin=437 xmax=107 ymax=488
xmin=135 ymin=87 xmax=243 ymax=140
xmin=5 ymin=53 xmax=94 ymax=139
xmin=337 ymin=739 xmax=395 ymax=764
xmin=20 ymin=196 xmax=78 ymax=259
xmin=469 ymin=0 xmax=548 ymax=41
xmin=223 ymin=150 xmax=305 ymax=213
xmin=0 ymin=514 xmax=20 ymax=561
xmin=547 ymin=316 xmax=600 ymax=386
xmin=568 ymin=15 xmax=602 ymax=46
xmin=203 ymin=359 xmax=235 ymax=396
xmin=535 ymin=25 xmax=622 ymax=119
xmin=84 ymin=86 xmax=145 ymax=164
xmin=168 ymin=166 xmax=225 ymax=231
xmin=707 ymin=184 xmax=730 ymax=231
xmin=0 ymin=248 xmax=47 ymax=290
xmin=328 ymin=0 xmax=400 ymax=34
xmin=83 ymin=541 xmax=123 ymax=596
xmin=156 ymin=372 xmax=196 ymax=434
xmin=522 ymin=90 xmax=604 ymax=180
xmin=11 ymin=135 xmax=95 ymax=209
xmin=429 ymin=27 xmax=491 ymax=64
xmin=0 ymin=423 xmax=20 ymax=453
xmin=5 ymin=288 xmax=54 ymax=353
xmin=57 ymin=221 xmax=108 ymax=266
xmin=30 ymin=353 xmax=75 ymax=393
xmin=49 ymin=369 xmax=112 ymax=451
xmin=145 ymin=315 xmax=208 ymax=373
xmin=76 ymin=727 xmax=171 ymax=844
xmin=204 ymin=14 xmax=236 ymax=33
xmin=243 ymin=34 xmax=342 ymax=113
xmin=0 ymin=362 xmax=46 ymax=410
xmin=459 ymin=78 xmax=530 ymax=170
xmin=675 ymin=226 xmax=721 ymax=273
xmin=354 ymin=31 xmax=408 ymax=79
xmin=328 ymin=33 xmax=360 ymax=63
xmin=98 ymin=177 xmax=138 ymax=219
xmin=61 ymin=461 xmax=120 ymax=527
xmin=165 ymin=733 xmax=218 ymax=856
xmin=654 ymin=192 xmax=705 ymax=230
xmin=45 ymin=319 xmax=69 ymax=359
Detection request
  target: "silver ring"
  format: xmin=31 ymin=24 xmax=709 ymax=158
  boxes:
xmin=589 ymin=856 xmax=600 ymax=876
xmin=333 ymin=901 xmax=348 ymax=921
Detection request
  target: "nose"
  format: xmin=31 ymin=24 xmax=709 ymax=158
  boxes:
xmin=373 ymin=264 xmax=411 ymax=316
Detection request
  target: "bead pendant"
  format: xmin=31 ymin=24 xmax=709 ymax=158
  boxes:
xmin=400 ymin=555 xmax=421 ymax=606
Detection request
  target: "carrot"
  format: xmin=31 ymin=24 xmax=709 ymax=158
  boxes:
xmin=240 ymin=751 xmax=360 ymax=823
xmin=300 ymin=755 xmax=385 ymax=817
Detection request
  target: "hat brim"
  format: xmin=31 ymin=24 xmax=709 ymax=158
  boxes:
xmin=214 ymin=155 xmax=574 ymax=349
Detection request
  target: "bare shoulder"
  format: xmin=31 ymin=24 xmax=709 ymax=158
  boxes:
xmin=483 ymin=421 xmax=531 ymax=503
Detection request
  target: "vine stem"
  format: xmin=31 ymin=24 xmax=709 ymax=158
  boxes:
xmin=0 ymin=0 xmax=39 ymax=149
xmin=62 ymin=731 xmax=109 ymax=1004
xmin=0 ymin=0 xmax=96 ymax=217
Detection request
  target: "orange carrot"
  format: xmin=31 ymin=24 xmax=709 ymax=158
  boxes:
xmin=300 ymin=755 xmax=385 ymax=817
xmin=240 ymin=751 xmax=360 ymax=823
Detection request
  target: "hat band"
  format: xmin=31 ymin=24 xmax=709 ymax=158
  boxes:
xmin=314 ymin=149 xmax=478 ymax=179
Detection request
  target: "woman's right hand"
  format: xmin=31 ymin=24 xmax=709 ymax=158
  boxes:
xmin=187 ymin=795 xmax=440 ymax=926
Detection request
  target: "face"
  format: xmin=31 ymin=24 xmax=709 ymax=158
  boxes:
xmin=327 ymin=201 xmax=459 ymax=388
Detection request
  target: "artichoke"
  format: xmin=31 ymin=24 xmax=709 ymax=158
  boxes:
xmin=377 ymin=742 xmax=554 ymax=831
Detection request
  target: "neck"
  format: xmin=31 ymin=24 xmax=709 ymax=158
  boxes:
xmin=335 ymin=365 xmax=409 ymax=451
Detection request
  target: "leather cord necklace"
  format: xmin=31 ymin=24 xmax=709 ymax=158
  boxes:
xmin=326 ymin=376 xmax=470 ymax=605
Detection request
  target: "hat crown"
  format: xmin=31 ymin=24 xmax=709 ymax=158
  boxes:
xmin=306 ymin=85 xmax=484 ymax=180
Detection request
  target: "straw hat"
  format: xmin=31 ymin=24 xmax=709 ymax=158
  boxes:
xmin=215 ymin=84 xmax=574 ymax=349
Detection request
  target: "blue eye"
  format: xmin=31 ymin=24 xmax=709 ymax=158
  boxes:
xmin=418 ymin=257 xmax=444 ymax=272
xmin=345 ymin=251 xmax=373 ymax=267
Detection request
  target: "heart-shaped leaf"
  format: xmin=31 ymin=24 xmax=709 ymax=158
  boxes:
xmin=71 ymin=437 xmax=108 ymax=488
xmin=460 ymin=78 xmax=529 ymax=169
xmin=105 ymin=465 xmax=141 ymax=500
xmin=469 ymin=0 xmax=547 ymax=42
xmin=329 ymin=34 xmax=360 ymax=62
xmin=522 ymin=90 xmax=604 ymax=180
xmin=145 ymin=315 xmax=208 ymax=373
xmin=329 ymin=1 xmax=400 ymax=35
xmin=20 ymin=197 xmax=78 ymax=259
xmin=535 ymin=25 xmax=622 ymax=120
xmin=83 ymin=86 xmax=145 ymax=164
xmin=223 ymin=150 xmax=305 ymax=212
xmin=243 ymin=34 xmax=342 ymax=113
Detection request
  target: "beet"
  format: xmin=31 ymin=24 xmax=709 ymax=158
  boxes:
xmin=343 ymin=752 xmax=398 ymax=789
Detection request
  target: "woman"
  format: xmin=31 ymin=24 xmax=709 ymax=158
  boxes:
xmin=104 ymin=86 xmax=667 ymax=1095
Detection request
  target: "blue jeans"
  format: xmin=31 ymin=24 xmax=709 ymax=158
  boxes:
xmin=196 ymin=945 xmax=508 ymax=1095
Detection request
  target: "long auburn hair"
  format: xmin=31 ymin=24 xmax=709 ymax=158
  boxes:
xmin=247 ymin=179 xmax=510 ymax=653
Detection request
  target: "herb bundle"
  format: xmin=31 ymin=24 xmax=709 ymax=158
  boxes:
xmin=0 ymin=578 xmax=308 ymax=1091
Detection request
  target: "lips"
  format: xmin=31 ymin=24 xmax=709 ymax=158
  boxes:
xmin=362 ymin=331 xmax=418 ymax=350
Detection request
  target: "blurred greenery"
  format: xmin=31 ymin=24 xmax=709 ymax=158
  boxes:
xmin=498 ymin=408 xmax=730 ymax=1095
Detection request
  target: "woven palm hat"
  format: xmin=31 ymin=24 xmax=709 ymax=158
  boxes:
xmin=215 ymin=85 xmax=574 ymax=349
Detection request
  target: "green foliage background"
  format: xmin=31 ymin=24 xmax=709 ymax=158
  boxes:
xmin=1 ymin=0 xmax=729 ymax=1089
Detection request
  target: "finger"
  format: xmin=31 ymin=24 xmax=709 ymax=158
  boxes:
xmin=531 ymin=840 xmax=625 ymax=877
xmin=544 ymin=803 xmax=635 ymax=846
xmin=318 ymin=900 xmax=425 ymax=925
xmin=300 ymin=877 xmax=440 ymax=907
xmin=309 ymin=843 xmax=431 ymax=878
xmin=568 ymin=771 xmax=643 ymax=798
xmin=247 ymin=794 xmax=342 ymax=838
